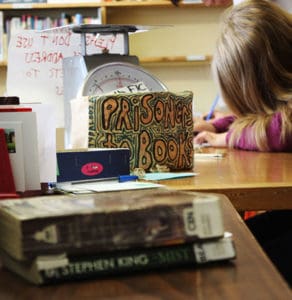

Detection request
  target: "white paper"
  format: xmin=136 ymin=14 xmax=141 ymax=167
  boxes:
xmin=56 ymin=180 xmax=163 ymax=193
xmin=142 ymin=172 xmax=197 ymax=181
xmin=29 ymin=103 xmax=57 ymax=183
xmin=70 ymin=97 xmax=89 ymax=149
xmin=6 ymin=28 xmax=125 ymax=128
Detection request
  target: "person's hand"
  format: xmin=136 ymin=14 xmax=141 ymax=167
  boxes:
xmin=193 ymin=119 xmax=216 ymax=134
xmin=194 ymin=131 xmax=228 ymax=147
xmin=193 ymin=110 xmax=232 ymax=133
xmin=203 ymin=0 xmax=232 ymax=6
xmin=202 ymin=110 xmax=232 ymax=121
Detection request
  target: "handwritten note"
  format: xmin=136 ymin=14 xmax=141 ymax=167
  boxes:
xmin=7 ymin=27 xmax=125 ymax=127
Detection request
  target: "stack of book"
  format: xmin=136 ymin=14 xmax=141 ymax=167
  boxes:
xmin=0 ymin=188 xmax=236 ymax=285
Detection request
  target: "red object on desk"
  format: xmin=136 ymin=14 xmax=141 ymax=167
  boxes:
xmin=0 ymin=128 xmax=19 ymax=199
xmin=244 ymin=211 xmax=258 ymax=220
xmin=0 ymin=107 xmax=32 ymax=112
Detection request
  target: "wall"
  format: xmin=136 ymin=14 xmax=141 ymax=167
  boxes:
xmin=107 ymin=5 xmax=228 ymax=114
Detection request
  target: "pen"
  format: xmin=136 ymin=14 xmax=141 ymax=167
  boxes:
xmin=205 ymin=94 xmax=220 ymax=121
xmin=71 ymin=175 xmax=138 ymax=184
xmin=118 ymin=175 xmax=139 ymax=182
xmin=194 ymin=153 xmax=225 ymax=158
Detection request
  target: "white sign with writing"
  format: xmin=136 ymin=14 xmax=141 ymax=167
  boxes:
xmin=6 ymin=27 xmax=124 ymax=128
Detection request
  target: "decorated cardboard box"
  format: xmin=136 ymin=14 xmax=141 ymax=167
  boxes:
xmin=88 ymin=91 xmax=194 ymax=171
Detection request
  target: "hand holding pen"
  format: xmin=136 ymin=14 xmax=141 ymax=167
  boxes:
xmin=193 ymin=95 xmax=231 ymax=134
xmin=204 ymin=94 xmax=220 ymax=121
xmin=193 ymin=94 xmax=219 ymax=134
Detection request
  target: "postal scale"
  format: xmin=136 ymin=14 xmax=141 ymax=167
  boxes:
xmin=63 ymin=24 xmax=167 ymax=147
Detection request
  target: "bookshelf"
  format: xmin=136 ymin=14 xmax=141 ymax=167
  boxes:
xmin=0 ymin=1 xmax=206 ymax=10
xmin=0 ymin=0 xmax=230 ymax=113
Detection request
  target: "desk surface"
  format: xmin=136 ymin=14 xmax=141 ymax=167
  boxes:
xmin=0 ymin=196 xmax=291 ymax=299
xmin=162 ymin=149 xmax=292 ymax=211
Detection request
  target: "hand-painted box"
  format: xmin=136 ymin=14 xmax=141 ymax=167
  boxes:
xmin=88 ymin=91 xmax=193 ymax=171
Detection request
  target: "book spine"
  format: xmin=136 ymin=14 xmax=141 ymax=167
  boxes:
xmin=39 ymin=234 xmax=236 ymax=284
xmin=24 ymin=204 xmax=192 ymax=257
xmin=21 ymin=197 xmax=223 ymax=259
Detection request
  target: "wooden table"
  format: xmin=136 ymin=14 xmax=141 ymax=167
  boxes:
xmin=161 ymin=149 xmax=292 ymax=211
xmin=0 ymin=196 xmax=291 ymax=299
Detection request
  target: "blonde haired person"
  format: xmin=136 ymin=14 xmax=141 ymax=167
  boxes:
xmin=196 ymin=0 xmax=292 ymax=287
xmin=194 ymin=0 xmax=292 ymax=151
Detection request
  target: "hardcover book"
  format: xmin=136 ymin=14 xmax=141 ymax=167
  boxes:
xmin=0 ymin=128 xmax=18 ymax=199
xmin=0 ymin=189 xmax=225 ymax=261
xmin=0 ymin=232 xmax=236 ymax=285
xmin=0 ymin=111 xmax=41 ymax=192
xmin=56 ymin=148 xmax=130 ymax=183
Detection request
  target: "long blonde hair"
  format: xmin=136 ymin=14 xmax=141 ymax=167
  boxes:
xmin=213 ymin=0 xmax=292 ymax=151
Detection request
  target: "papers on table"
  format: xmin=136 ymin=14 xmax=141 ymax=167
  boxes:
xmin=142 ymin=172 xmax=197 ymax=181
xmin=56 ymin=172 xmax=197 ymax=193
xmin=56 ymin=180 xmax=163 ymax=194
xmin=194 ymin=153 xmax=225 ymax=159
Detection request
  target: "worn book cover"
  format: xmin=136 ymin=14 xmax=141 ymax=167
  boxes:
xmin=87 ymin=91 xmax=194 ymax=171
xmin=0 ymin=232 xmax=236 ymax=285
xmin=0 ymin=189 xmax=225 ymax=260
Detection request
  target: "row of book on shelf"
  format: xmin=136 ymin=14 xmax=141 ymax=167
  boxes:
xmin=0 ymin=8 xmax=102 ymax=61
xmin=0 ymin=0 xmax=101 ymax=4
xmin=6 ymin=11 xmax=101 ymax=30
xmin=0 ymin=188 xmax=236 ymax=284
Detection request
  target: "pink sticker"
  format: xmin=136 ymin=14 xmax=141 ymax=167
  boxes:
xmin=81 ymin=162 xmax=103 ymax=176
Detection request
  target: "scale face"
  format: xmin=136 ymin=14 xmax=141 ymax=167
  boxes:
xmin=81 ymin=61 xmax=167 ymax=96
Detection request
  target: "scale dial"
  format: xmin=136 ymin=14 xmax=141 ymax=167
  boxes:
xmin=81 ymin=62 xmax=167 ymax=96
